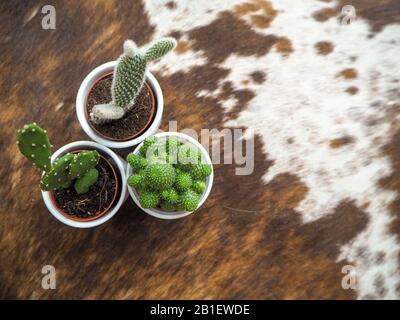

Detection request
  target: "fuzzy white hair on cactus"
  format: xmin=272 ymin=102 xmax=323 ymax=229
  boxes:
xmin=90 ymin=37 xmax=177 ymax=124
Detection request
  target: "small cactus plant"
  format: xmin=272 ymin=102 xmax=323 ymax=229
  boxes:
xmin=90 ymin=37 xmax=177 ymax=124
xmin=17 ymin=123 xmax=100 ymax=194
xmin=127 ymin=135 xmax=212 ymax=212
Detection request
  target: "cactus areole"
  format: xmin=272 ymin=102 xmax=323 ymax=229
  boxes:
xmin=85 ymin=37 xmax=177 ymax=141
xmin=17 ymin=123 xmax=120 ymax=221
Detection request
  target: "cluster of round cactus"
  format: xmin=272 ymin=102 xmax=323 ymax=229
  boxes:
xmin=127 ymin=136 xmax=212 ymax=212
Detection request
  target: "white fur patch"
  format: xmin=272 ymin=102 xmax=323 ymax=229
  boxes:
xmin=144 ymin=0 xmax=400 ymax=299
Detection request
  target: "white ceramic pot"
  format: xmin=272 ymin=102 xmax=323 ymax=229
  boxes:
xmin=126 ymin=132 xmax=214 ymax=219
xmin=41 ymin=141 xmax=127 ymax=228
xmin=76 ymin=61 xmax=164 ymax=149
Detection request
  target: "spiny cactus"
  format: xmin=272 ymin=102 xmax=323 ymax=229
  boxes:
xmin=17 ymin=123 xmax=52 ymax=172
xmin=127 ymin=135 xmax=212 ymax=212
xmin=127 ymin=153 xmax=148 ymax=170
xmin=74 ymin=168 xmax=99 ymax=194
xmin=139 ymin=190 xmax=160 ymax=209
xmin=180 ymin=190 xmax=201 ymax=212
xmin=144 ymin=163 xmax=175 ymax=190
xmin=90 ymin=37 xmax=177 ymax=124
xmin=192 ymin=180 xmax=206 ymax=194
xmin=175 ymin=171 xmax=192 ymax=191
xmin=17 ymin=123 xmax=100 ymax=194
xmin=160 ymin=188 xmax=179 ymax=204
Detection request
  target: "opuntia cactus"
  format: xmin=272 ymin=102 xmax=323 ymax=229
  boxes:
xmin=68 ymin=151 xmax=100 ymax=179
xmin=40 ymin=153 xmax=74 ymax=191
xmin=17 ymin=123 xmax=52 ymax=172
xmin=74 ymin=168 xmax=99 ymax=194
xmin=90 ymin=37 xmax=177 ymax=124
xmin=17 ymin=123 xmax=101 ymax=194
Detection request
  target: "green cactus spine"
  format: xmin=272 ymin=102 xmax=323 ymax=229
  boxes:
xmin=90 ymin=38 xmax=176 ymax=124
xmin=74 ymin=168 xmax=99 ymax=194
xmin=17 ymin=123 xmax=52 ymax=172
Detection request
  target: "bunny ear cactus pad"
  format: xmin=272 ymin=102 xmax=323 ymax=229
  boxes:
xmin=17 ymin=123 xmax=51 ymax=172
xmin=90 ymin=37 xmax=177 ymax=124
xmin=40 ymin=153 xmax=74 ymax=191
xmin=68 ymin=150 xmax=100 ymax=179
xmin=74 ymin=168 xmax=99 ymax=194
xmin=144 ymin=37 xmax=177 ymax=61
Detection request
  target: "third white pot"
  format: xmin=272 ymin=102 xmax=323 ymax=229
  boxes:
xmin=126 ymin=132 xmax=214 ymax=219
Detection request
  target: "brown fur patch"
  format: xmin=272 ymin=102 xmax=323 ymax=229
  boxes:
xmin=315 ymin=41 xmax=334 ymax=55
xmin=345 ymin=86 xmax=359 ymax=95
xmin=313 ymin=1 xmax=400 ymax=32
xmin=175 ymin=40 xmax=190 ymax=54
xmin=329 ymin=136 xmax=355 ymax=148
xmin=250 ymin=71 xmax=266 ymax=84
xmin=336 ymin=68 xmax=358 ymax=80
xmin=276 ymin=37 xmax=294 ymax=57
xmin=313 ymin=8 xmax=337 ymax=22
xmin=189 ymin=11 xmax=278 ymax=64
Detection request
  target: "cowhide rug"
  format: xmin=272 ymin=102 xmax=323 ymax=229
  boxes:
xmin=0 ymin=0 xmax=399 ymax=299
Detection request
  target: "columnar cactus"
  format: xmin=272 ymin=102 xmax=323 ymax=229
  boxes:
xmin=90 ymin=37 xmax=177 ymax=124
xmin=127 ymin=136 xmax=212 ymax=212
xmin=17 ymin=123 xmax=100 ymax=194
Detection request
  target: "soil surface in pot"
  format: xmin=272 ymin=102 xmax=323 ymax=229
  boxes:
xmin=87 ymin=74 xmax=154 ymax=140
xmin=53 ymin=157 xmax=117 ymax=219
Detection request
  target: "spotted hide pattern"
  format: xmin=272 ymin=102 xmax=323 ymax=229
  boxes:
xmin=0 ymin=0 xmax=400 ymax=299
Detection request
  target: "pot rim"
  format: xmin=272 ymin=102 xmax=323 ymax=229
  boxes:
xmin=84 ymin=72 xmax=156 ymax=142
xmin=42 ymin=141 xmax=127 ymax=228
xmin=48 ymin=149 xmax=119 ymax=222
xmin=126 ymin=132 xmax=214 ymax=220
xmin=76 ymin=61 xmax=164 ymax=149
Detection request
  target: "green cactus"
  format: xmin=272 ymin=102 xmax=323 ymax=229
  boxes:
xmin=144 ymin=163 xmax=175 ymax=190
xmin=160 ymin=201 xmax=178 ymax=212
xmin=180 ymin=190 xmax=200 ymax=212
xmin=17 ymin=124 xmax=101 ymax=194
xmin=40 ymin=168 xmax=71 ymax=191
xmin=139 ymin=190 xmax=160 ymax=208
xmin=175 ymin=171 xmax=193 ymax=191
xmin=17 ymin=123 xmax=52 ymax=172
xmin=90 ymin=37 xmax=176 ymax=124
xmin=40 ymin=153 xmax=74 ymax=191
xmin=127 ymin=153 xmax=148 ymax=170
xmin=160 ymin=188 xmax=179 ymax=204
xmin=144 ymin=38 xmax=177 ymax=61
xmin=74 ymin=168 xmax=99 ymax=194
xmin=192 ymin=180 xmax=206 ymax=194
xmin=127 ymin=135 xmax=212 ymax=212
xmin=190 ymin=163 xmax=212 ymax=180
xmin=68 ymin=150 xmax=100 ymax=179
xmin=177 ymin=143 xmax=200 ymax=171
xmin=127 ymin=172 xmax=145 ymax=189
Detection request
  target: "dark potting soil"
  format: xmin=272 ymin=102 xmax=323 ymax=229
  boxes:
xmin=53 ymin=157 xmax=117 ymax=219
xmin=87 ymin=75 xmax=154 ymax=140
